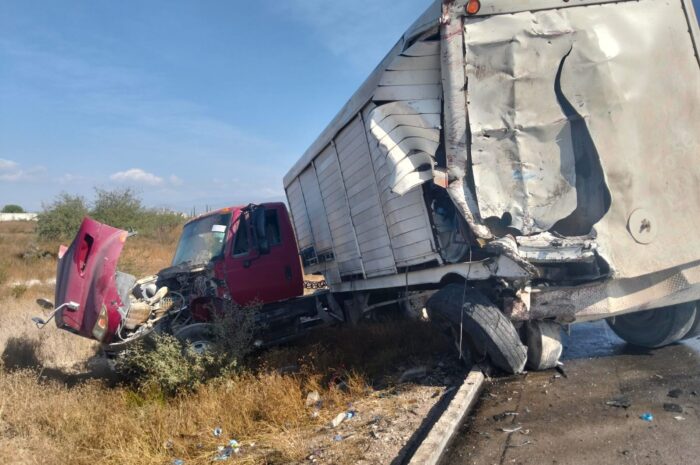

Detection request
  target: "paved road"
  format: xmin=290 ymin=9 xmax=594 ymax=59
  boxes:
xmin=444 ymin=321 xmax=700 ymax=465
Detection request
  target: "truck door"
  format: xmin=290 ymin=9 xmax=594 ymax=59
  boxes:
xmin=224 ymin=205 xmax=303 ymax=305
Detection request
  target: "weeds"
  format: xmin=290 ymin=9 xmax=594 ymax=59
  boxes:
xmin=10 ymin=284 xmax=27 ymax=299
xmin=116 ymin=303 xmax=258 ymax=395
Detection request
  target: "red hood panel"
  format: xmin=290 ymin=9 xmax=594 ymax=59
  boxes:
xmin=54 ymin=217 xmax=127 ymax=341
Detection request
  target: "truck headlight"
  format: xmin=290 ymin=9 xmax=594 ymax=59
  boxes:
xmin=92 ymin=304 xmax=109 ymax=341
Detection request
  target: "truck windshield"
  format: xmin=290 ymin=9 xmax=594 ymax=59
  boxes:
xmin=171 ymin=212 xmax=232 ymax=267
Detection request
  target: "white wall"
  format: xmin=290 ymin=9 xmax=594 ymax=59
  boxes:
xmin=0 ymin=213 xmax=38 ymax=222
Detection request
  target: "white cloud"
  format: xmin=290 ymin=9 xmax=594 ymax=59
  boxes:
xmin=169 ymin=174 xmax=183 ymax=186
xmin=110 ymin=168 xmax=164 ymax=186
xmin=0 ymin=163 xmax=46 ymax=182
xmin=0 ymin=159 xmax=18 ymax=171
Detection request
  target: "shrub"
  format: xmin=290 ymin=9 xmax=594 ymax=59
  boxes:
xmin=10 ymin=284 xmax=27 ymax=299
xmin=1 ymin=204 xmax=24 ymax=213
xmin=116 ymin=302 xmax=258 ymax=396
xmin=37 ymin=193 xmax=89 ymax=241
xmin=91 ymin=188 xmax=143 ymax=231
xmin=36 ymin=189 xmax=186 ymax=242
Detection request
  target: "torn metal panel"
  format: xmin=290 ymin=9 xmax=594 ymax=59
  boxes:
xmin=464 ymin=11 xmax=578 ymax=234
xmin=368 ymin=38 xmax=443 ymax=196
xmin=440 ymin=6 xmax=493 ymax=241
xmin=516 ymin=232 xmax=597 ymax=264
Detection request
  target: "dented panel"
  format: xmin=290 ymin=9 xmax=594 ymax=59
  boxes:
xmin=464 ymin=12 xmax=579 ymax=234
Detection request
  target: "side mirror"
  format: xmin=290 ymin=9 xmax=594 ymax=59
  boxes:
xmin=252 ymin=206 xmax=270 ymax=255
xmin=36 ymin=298 xmax=54 ymax=310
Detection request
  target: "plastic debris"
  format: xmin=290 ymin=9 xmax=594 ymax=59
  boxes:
xmin=172 ymin=460 xmax=184 ymax=465
xmin=640 ymin=412 xmax=654 ymax=422
xmin=331 ymin=412 xmax=347 ymax=428
xmin=605 ymin=397 xmax=631 ymax=409
xmin=305 ymin=391 xmax=321 ymax=407
xmin=674 ymin=416 xmax=686 ymax=421
xmin=399 ymin=366 xmax=427 ymax=383
xmin=667 ymin=388 xmax=683 ymax=398
xmin=663 ymin=403 xmax=683 ymax=413
xmin=345 ymin=410 xmax=356 ymax=420
xmin=333 ymin=434 xmax=343 ymax=442
xmin=213 ymin=427 xmax=223 ymax=437
xmin=493 ymin=411 xmax=519 ymax=421
xmin=499 ymin=426 xmax=522 ymax=433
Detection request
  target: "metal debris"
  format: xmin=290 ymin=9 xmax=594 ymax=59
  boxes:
xmin=605 ymin=397 xmax=632 ymax=409
xmin=663 ymin=403 xmax=683 ymax=413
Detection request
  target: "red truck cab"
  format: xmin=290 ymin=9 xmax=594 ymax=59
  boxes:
xmin=40 ymin=203 xmax=306 ymax=346
xmin=175 ymin=203 xmax=304 ymax=305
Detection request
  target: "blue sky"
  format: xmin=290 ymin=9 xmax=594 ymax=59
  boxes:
xmin=0 ymin=0 xmax=430 ymax=212
xmin=2 ymin=1 xmax=699 ymax=213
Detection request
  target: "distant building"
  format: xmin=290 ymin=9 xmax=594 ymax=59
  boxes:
xmin=0 ymin=213 xmax=38 ymax=222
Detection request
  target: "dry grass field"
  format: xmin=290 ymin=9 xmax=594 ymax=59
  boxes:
xmin=0 ymin=221 xmax=452 ymax=465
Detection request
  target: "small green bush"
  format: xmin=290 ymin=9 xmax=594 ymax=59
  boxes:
xmin=116 ymin=302 xmax=258 ymax=396
xmin=37 ymin=193 xmax=89 ymax=241
xmin=37 ymin=189 xmax=186 ymax=242
xmin=1 ymin=204 xmax=24 ymax=213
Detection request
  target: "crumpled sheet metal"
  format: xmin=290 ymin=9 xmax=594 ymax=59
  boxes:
xmin=464 ymin=11 xmax=578 ymax=234
xmin=463 ymin=0 xmax=700 ymax=279
xmin=368 ymin=100 xmax=441 ymax=195
xmin=368 ymin=39 xmax=443 ymax=196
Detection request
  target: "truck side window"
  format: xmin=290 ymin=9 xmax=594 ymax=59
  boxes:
xmin=233 ymin=215 xmax=249 ymax=255
xmin=266 ymin=210 xmax=281 ymax=246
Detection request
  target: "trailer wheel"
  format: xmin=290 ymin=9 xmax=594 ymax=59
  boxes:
xmin=606 ymin=302 xmax=697 ymax=348
xmin=426 ymin=284 xmax=527 ymax=374
xmin=174 ymin=323 xmax=216 ymax=355
xmin=525 ymin=321 xmax=563 ymax=370
xmin=682 ymin=307 xmax=700 ymax=340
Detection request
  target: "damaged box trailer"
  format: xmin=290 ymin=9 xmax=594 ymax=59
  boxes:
xmin=284 ymin=0 xmax=700 ymax=372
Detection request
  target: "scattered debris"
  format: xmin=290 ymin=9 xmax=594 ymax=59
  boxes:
xmin=331 ymin=412 xmax=347 ymax=428
xmin=306 ymin=391 xmax=321 ymax=407
xmin=492 ymin=411 xmax=519 ymax=421
xmin=663 ymin=403 xmax=683 ymax=413
xmin=640 ymin=412 xmax=654 ymax=422
xmin=555 ymin=365 xmax=568 ymax=379
xmin=399 ymin=367 xmax=428 ymax=383
xmin=674 ymin=416 xmax=686 ymax=421
xmin=163 ymin=439 xmax=174 ymax=450
xmin=605 ymin=396 xmax=632 ymax=409
xmin=692 ymin=390 xmax=698 ymax=397
xmin=213 ymin=427 xmax=223 ymax=437
xmin=333 ymin=434 xmax=343 ymax=442
xmin=499 ymin=426 xmax=523 ymax=433
xmin=667 ymin=388 xmax=683 ymax=398
xmin=213 ymin=440 xmax=241 ymax=461
xmin=172 ymin=460 xmax=184 ymax=465
xmin=507 ymin=440 xmax=533 ymax=448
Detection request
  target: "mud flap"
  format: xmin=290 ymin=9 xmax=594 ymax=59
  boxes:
xmin=426 ymin=284 xmax=527 ymax=374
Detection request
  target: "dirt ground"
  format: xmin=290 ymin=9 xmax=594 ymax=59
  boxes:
xmin=444 ymin=320 xmax=700 ymax=465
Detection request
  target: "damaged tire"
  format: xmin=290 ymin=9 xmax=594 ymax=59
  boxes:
xmin=426 ymin=284 xmax=527 ymax=374
xmin=525 ymin=320 xmax=563 ymax=371
xmin=606 ymin=302 xmax=697 ymax=348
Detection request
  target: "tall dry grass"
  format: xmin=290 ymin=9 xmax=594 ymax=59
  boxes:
xmin=0 ymin=220 xmax=452 ymax=465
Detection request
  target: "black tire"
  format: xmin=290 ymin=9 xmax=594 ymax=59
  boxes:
xmin=606 ymin=302 xmax=697 ymax=348
xmin=426 ymin=284 xmax=527 ymax=374
xmin=173 ymin=323 xmax=216 ymax=355
xmin=682 ymin=305 xmax=700 ymax=340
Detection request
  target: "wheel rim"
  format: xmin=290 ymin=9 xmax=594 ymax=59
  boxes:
xmin=188 ymin=339 xmax=213 ymax=355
